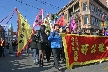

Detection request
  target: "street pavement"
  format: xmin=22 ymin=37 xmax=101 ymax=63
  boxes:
xmin=0 ymin=49 xmax=108 ymax=72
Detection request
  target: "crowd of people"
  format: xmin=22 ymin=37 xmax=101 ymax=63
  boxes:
xmin=1 ymin=23 xmax=108 ymax=71
xmin=26 ymin=23 xmax=108 ymax=71
xmin=0 ymin=39 xmax=17 ymax=57
xmin=29 ymin=24 xmax=63 ymax=70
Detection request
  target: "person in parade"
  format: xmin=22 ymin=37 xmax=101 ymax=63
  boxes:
xmin=30 ymin=34 xmax=39 ymax=65
xmin=45 ymin=30 xmax=52 ymax=63
xmin=26 ymin=40 xmax=31 ymax=56
xmin=65 ymin=26 xmax=71 ymax=34
xmin=35 ymin=25 xmax=48 ymax=67
xmin=0 ymin=38 xmax=5 ymax=57
xmin=48 ymin=24 xmax=62 ymax=70
xmin=85 ymin=29 xmax=92 ymax=35
xmin=104 ymin=28 xmax=108 ymax=36
xmin=95 ymin=29 xmax=100 ymax=35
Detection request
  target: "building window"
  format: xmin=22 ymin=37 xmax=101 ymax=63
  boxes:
xmin=95 ymin=7 xmax=98 ymax=15
xmin=91 ymin=16 xmax=94 ymax=24
xmin=105 ymin=15 xmax=107 ymax=21
xmin=92 ymin=5 xmax=95 ymax=12
xmin=100 ymin=10 xmax=102 ymax=17
xmin=64 ymin=14 xmax=67 ymax=20
xmin=97 ymin=19 xmax=99 ymax=26
xmin=93 ymin=17 xmax=96 ymax=25
xmin=98 ymin=20 xmax=101 ymax=27
xmin=96 ymin=18 xmax=98 ymax=26
xmin=90 ymin=4 xmax=92 ymax=12
xmin=97 ymin=8 xmax=100 ymax=16
xmin=83 ymin=2 xmax=87 ymax=11
xmin=84 ymin=15 xmax=88 ymax=24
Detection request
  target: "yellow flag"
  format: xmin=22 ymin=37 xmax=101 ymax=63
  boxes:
xmin=17 ymin=11 xmax=32 ymax=53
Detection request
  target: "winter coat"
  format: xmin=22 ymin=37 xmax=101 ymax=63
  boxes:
xmin=35 ymin=30 xmax=48 ymax=44
xmin=48 ymin=31 xmax=62 ymax=48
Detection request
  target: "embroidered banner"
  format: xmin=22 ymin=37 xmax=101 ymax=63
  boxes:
xmin=17 ymin=11 xmax=32 ymax=56
xmin=61 ymin=34 xmax=108 ymax=69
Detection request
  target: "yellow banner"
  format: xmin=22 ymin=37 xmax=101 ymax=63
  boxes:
xmin=17 ymin=11 xmax=32 ymax=54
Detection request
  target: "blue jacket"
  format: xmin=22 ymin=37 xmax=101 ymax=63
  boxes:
xmin=48 ymin=31 xmax=62 ymax=48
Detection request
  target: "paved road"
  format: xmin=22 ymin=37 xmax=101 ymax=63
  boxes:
xmin=0 ymin=49 xmax=108 ymax=72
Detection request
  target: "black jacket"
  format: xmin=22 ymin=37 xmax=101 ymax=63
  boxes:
xmin=30 ymin=35 xmax=37 ymax=49
xmin=46 ymin=36 xmax=51 ymax=49
xmin=35 ymin=30 xmax=48 ymax=44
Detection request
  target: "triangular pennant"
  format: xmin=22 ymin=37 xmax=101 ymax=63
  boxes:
xmin=32 ymin=9 xmax=44 ymax=28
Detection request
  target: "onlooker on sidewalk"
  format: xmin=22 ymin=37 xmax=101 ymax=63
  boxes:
xmin=0 ymin=38 xmax=5 ymax=57
xmin=9 ymin=39 xmax=13 ymax=54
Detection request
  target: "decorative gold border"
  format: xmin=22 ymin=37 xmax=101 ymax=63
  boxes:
xmin=62 ymin=36 xmax=71 ymax=69
xmin=61 ymin=33 xmax=108 ymax=38
xmin=61 ymin=33 xmax=108 ymax=69
xmin=17 ymin=11 xmax=20 ymax=53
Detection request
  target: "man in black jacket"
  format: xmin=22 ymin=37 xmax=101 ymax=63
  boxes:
xmin=35 ymin=25 xmax=48 ymax=67
xmin=45 ymin=30 xmax=51 ymax=63
xmin=31 ymin=34 xmax=38 ymax=65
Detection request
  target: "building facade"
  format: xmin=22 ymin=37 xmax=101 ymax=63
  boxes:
xmin=0 ymin=25 xmax=5 ymax=39
xmin=57 ymin=0 xmax=108 ymax=30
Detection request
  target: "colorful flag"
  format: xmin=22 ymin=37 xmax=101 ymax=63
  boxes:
xmin=8 ymin=23 xmax=13 ymax=31
xmin=17 ymin=11 xmax=32 ymax=56
xmin=32 ymin=9 xmax=44 ymax=28
xmin=69 ymin=17 xmax=76 ymax=31
xmin=56 ymin=15 xmax=65 ymax=27
xmin=44 ymin=14 xmax=51 ymax=31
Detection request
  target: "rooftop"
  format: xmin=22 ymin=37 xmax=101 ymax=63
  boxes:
xmin=57 ymin=0 xmax=108 ymax=15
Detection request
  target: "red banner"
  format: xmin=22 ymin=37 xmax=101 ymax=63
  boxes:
xmin=61 ymin=34 xmax=108 ymax=69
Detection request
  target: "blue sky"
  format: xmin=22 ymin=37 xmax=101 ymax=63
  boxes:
xmin=0 ymin=0 xmax=70 ymax=31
